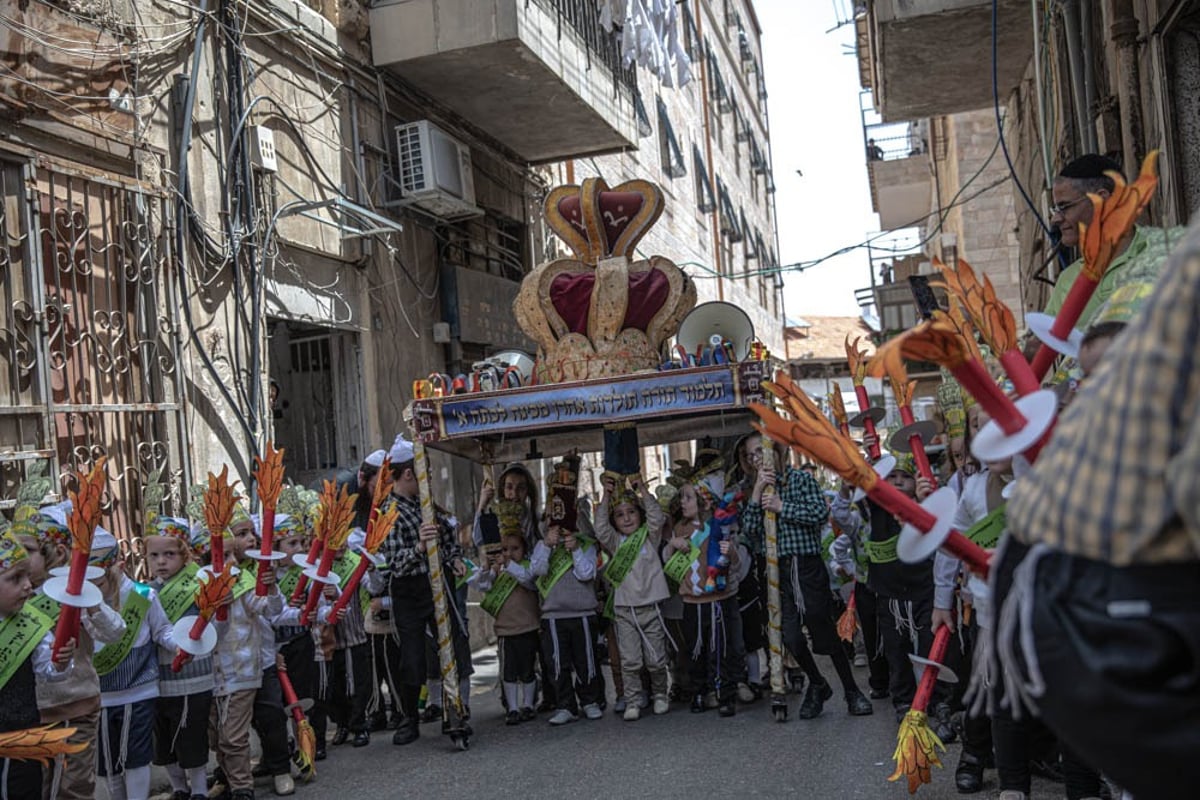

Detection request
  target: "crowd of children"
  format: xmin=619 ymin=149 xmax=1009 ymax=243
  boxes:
xmin=0 ymin=318 xmax=1137 ymax=800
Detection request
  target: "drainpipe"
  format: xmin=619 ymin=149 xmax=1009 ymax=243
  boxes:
xmin=1060 ymin=0 xmax=1097 ymax=153
xmin=1109 ymin=0 xmax=1144 ymax=172
xmin=693 ymin=0 xmax=725 ymax=301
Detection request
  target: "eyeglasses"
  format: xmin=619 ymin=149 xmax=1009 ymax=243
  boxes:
xmin=1049 ymin=195 xmax=1089 ymax=217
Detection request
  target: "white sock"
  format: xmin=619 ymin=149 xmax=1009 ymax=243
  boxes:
xmin=521 ymin=681 xmax=538 ymax=710
xmin=188 ymin=765 xmax=208 ymax=796
xmin=124 ymin=765 xmax=151 ymax=800
xmin=503 ymin=681 xmax=519 ymax=711
xmin=107 ymin=774 xmax=128 ymax=800
xmin=165 ymin=763 xmax=187 ymax=793
xmin=747 ymin=651 xmax=762 ymax=684
xmin=427 ymin=680 xmax=443 ymax=706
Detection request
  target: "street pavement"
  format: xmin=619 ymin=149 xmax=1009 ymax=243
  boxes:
xmin=191 ymin=646 xmax=1063 ymax=800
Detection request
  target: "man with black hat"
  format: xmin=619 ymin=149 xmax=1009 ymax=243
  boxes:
xmin=1045 ymin=154 xmax=1184 ymax=328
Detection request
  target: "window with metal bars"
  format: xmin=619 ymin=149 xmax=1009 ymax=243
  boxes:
xmin=634 ymin=89 xmax=653 ymax=138
xmin=657 ymin=96 xmax=687 ymax=179
xmin=693 ymin=145 xmax=716 ymax=213
xmin=682 ymin=4 xmax=702 ymax=62
xmin=743 ymin=215 xmax=758 ymax=260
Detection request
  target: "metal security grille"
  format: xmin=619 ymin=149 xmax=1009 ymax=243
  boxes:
xmin=0 ymin=156 xmax=189 ymax=557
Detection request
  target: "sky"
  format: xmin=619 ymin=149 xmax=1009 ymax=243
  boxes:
xmin=755 ymin=1 xmax=881 ymax=319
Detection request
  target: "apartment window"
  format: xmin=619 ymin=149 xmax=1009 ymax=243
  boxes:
xmin=716 ymin=177 xmax=742 ymax=243
xmin=682 ymin=4 xmax=702 ymax=61
xmin=657 ymin=97 xmax=686 ymax=178
xmin=743 ymin=215 xmax=759 ymax=262
xmin=693 ymin=144 xmax=716 ymax=213
xmin=633 ymin=89 xmax=653 ymax=137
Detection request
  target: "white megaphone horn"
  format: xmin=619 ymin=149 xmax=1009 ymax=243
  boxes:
xmin=675 ymin=301 xmax=756 ymax=363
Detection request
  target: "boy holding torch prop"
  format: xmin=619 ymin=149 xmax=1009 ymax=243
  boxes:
xmin=248 ymin=442 xmax=287 ymax=596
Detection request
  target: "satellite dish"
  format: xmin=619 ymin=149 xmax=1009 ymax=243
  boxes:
xmin=676 ymin=302 xmax=756 ymax=362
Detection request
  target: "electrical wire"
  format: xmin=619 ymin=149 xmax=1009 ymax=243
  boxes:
xmin=993 ymin=0 xmax=1052 ymax=237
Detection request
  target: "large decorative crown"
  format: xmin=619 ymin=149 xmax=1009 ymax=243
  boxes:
xmin=515 ymin=177 xmax=696 ymax=382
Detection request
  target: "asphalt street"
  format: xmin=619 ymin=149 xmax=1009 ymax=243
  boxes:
xmin=215 ymin=646 xmax=1062 ymax=800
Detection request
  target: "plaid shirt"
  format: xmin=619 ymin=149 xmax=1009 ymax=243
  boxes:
xmin=740 ymin=466 xmax=829 ymax=558
xmin=377 ymin=492 xmax=462 ymax=578
xmin=1010 ymin=221 xmax=1200 ymax=565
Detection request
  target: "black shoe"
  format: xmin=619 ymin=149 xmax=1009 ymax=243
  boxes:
xmin=352 ymin=731 xmax=370 ymax=747
xmin=869 ymin=687 xmax=890 ymax=699
xmin=846 ymin=689 xmax=874 ymax=716
xmin=420 ymin=704 xmax=442 ymax=724
xmin=717 ymin=702 xmax=736 ymax=717
xmin=505 ymin=711 xmax=521 ymax=726
xmin=172 ymin=792 xmax=191 ymax=800
xmin=369 ymin=712 xmax=388 ymax=732
xmin=690 ymin=693 xmax=706 ymax=713
xmin=331 ymin=728 xmax=349 ymax=746
xmin=934 ymin=703 xmax=958 ymax=744
xmin=392 ymin=723 xmax=420 ymax=746
xmin=519 ymin=707 xmax=537 ymax=722
xmin=797 ymin=679 xmax=833 ymax=719
xmin=536 ymin=699 xmax=556 ymax=714
xmin=388 ymin=713 xmax=403 ymax=730
xmin=955 ymin=752 xmax=985 ymax=794
xmin=230 ymin=792 xmax=255 ymax=800
xmin=314 ymin=745 xmax=327 ymax=761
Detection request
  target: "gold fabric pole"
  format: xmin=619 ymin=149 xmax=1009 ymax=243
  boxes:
xmin=762 ymin=433 xmax=787 ymax=722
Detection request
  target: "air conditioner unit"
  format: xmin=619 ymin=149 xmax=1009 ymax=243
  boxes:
xmin=395 ymin=120 xmax=483 ymax=221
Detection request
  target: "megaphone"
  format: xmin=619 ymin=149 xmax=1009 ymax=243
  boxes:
xmin=675 ymin=302 xmax=755 ymax=363
xmin=487 ymin=350 xmax=535 ymax=386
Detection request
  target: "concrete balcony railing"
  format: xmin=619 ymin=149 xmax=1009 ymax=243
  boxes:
xmin=858 ymin=0 xmax=1032 ymax=121
xmin=370 ymin=0 xmax=639 ymax=163
xmin=864 ymin=122 xmax=931 ymax=231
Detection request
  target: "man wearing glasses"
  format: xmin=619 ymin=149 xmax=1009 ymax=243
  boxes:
xmin=1044 ymin=154 xmax=1184 ymax=327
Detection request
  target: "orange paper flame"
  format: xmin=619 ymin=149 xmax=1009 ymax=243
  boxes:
xmin=0 ymin=725 xmax=87 ymax=764
xmin=844 ymin=335 xmax=870 ymax=385
xmin=366 ymin=505 xmax=400 ymax=554
xmin=295 ymin=719 xmax=317 ymax=779
xmin=196 ymin=563 xmax=237 ymax=620
xmin=870 ymin=311 xmax=979 ymax=376
xmin=837 ymin=594 xmax=858 ymax=643
xmin=253 ymin=442 xmax=286 ymax=509
xmin=932 ymin=258 xmax=1018 ymax=355
xmin=829 ymin=381 xmax=848 ymax=427
xmin=749 ymin=372 xmax=879 ymax=491
xmin=317 ymin=480 xmax=357 ymax=553
xmin=66 ymin=458 xmax=107 ymax=554
xmin=885 ymin=358 xmax=916 ymax=410
xmin=889 ymin=709 xmax=946 ymax=793
xmin=203 ymin=466 xmax=240 ymax=542
xmin=1079 ymin=151 xmax=1160 ymax=282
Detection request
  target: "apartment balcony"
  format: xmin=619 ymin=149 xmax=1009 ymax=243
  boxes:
xmin=864 ymin=120 xmax=931 ymax=231
xmin=858 ymin=0 xmax=1033 ymax=121
xmin=370 ymin=0 xmax=638 ymax=163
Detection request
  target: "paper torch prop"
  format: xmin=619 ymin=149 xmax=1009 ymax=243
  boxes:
xmin=328 ymin=462 xmax=401 ymax=625
xmin=44 ymin=459 xmax=108 ymax=656
xmin=201 ymin=467 xmax=240 ymax=622
xmin=871 ymin=312 xmax=1057 ymax=466
xmin=300 ymin=480 xmax=357 ymax=625
xmin=837 ymin=581 xmax=858 ymax=643
xmin=889 ymin=624 xmax=959 ymax=793
xmin=278 ymin=661 xmax=317 ymax=778
xmin=933 ymin=258 xmax=1040 ymax=397
xmin=844 ymin=336 xmax=885 ymax=459
xmin=749 ymin=371 xmax=991 ymax=575
xmin=171 ymin=562 xmax=236 ymax=671
xmin=884 ymin=361 xmax=937 ymax=485
xmin=1027 ymin=151 xmax=1160 ymax=379
xmin=249 ymin=442 xmax=288 ymax=596
xmin=829 ymin=381 xmax=851 ymax=439
xmin=0 ymin=725 xmax=87 ymax=763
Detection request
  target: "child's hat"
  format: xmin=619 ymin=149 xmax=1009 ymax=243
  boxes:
xmin=88 ymin=527 xmax=121 ymax=567
xmin=272 ymin=514 xmax=306 ymax=538
xmin=147 ymin=516 xmax=191 ymax=543
xmin=0 ymin=530 xmax=29 ymax=573
xmin=389 ymin=434 xmax=414 ymax=464
xmin=890 ymin=452 xmax=917 ymax=477
xmin=364 ymin=449 xmax=387 ymax=468
xmin=187 ymin=523 xmax=211 ymax=559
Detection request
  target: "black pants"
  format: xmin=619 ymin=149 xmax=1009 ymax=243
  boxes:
xmin=328 ymin=643 xmax=372 ymax=733
xmin=682 ymin=596 xmax=747 ymax=703
xmin=390 ymin=574 xmax=472 ymax=720
xmin=252 ymin=667 xmax=292 ymax=777
xmin=541 ymin=616 xmax=600 ymax=712
xmin=737 ymin=554 xmax=768 ymax=654
xmin=369 ymin=631 xmax=402 ymax=717
xmin=501 ymin=631 xmax=540 ymax=683
xmin=993 ymin=538 xmax=1200 ymax=800
xmin=0 ymin=757 xmax=39 ymax=799
xmin=781 ymin=555 xmax=860 ymax=695
xmin=154 ymin=691 xmax=213 ymax=769
xmin=876 ymin=589 xmax=940 ymax=714
xmin=854 ymin=582 xmax=889 ymax=694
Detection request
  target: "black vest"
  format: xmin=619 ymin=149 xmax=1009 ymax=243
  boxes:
xmin=0 ymin=656 xmax=40 ymax=732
